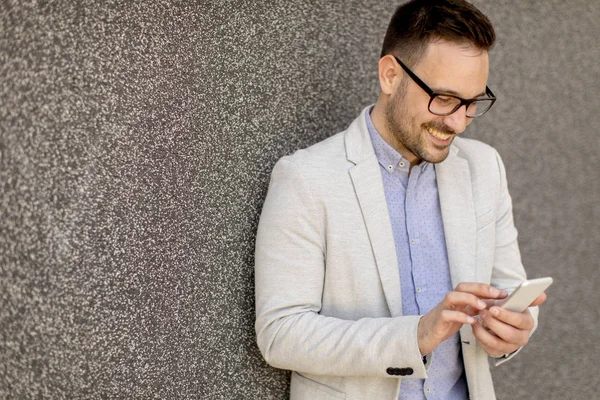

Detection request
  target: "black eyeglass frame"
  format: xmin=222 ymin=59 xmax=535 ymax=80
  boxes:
xmin=392 ymin=56 xmax=497 ymax=118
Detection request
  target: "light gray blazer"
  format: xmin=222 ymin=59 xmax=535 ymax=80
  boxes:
xmin=255 ymin=107 xmax=538 ymax=400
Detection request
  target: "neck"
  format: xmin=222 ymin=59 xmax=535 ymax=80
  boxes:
xmin=370 ymin=97 xmax=421 ymax=168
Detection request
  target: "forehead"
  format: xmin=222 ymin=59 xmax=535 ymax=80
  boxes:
xmin=414 ymin=41 xmax=490 ymax=98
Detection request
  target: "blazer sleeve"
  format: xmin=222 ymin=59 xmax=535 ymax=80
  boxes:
xmin=254 ymin=157 xmax=428 ymax=378
xmin=489 ymin=148 xmax=540 ymax=366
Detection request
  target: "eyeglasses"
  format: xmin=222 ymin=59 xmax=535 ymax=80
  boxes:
xmin=392 ymin=56 xmax=497 ymax=118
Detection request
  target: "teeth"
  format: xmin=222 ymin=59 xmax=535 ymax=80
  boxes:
xmin=427 ymin=127 xmax=451 ymax=140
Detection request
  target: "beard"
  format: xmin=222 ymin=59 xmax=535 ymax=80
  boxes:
xmin=384 ymin=83 xmax=456 ymax=165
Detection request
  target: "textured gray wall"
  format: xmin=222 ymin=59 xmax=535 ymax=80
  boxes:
xmin=1 ymin=0 xmax=598 ymax=399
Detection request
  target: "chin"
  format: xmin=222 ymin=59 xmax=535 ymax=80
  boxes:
xmin=422 ymin=149 xmax=451 ymax=164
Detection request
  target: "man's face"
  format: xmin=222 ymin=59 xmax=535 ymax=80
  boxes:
xmin=385 ymin=41 xmax=490 ymax=164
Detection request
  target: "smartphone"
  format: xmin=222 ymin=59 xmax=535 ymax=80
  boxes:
xmin=495 ymin=277 xmax=553 ymax=312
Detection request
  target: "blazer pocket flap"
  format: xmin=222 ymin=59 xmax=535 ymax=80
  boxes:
xmin=291 ymin=372 xmax=346 ymax=399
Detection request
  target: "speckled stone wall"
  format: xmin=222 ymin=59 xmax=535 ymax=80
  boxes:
xmin=1 ymin=1 xmax=598 ymax=399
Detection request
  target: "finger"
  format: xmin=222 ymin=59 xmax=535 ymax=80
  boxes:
xmin=471 ymin=321 xmax=506 ymax=356
xmin=443 ymin=292 xmax=488 ymax=312
xmin=480 ymin=299 xmax=497 ymax=309
xmin=463 ymin=305 xmax=480 ymax=317
xmin=454 ymin=282 xmax=508 ymax=299
xmin=479 ymin=310 xmax=530 ymax=347
xmin=472 ymin=320 xmax=519 ymax=357
xmin=487 ymin=306 xmax=534 ymax=331
xmin=529 ymin=292 xmax=547 ymax=307
xmin=439 ymin=309 xmax=477 ymax=325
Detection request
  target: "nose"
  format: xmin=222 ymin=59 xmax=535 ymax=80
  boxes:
xmin=442 ymin=105 xmax=470 ymax=134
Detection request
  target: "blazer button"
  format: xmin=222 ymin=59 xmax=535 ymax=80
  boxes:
xmin=386 ymin=367 xmax=396 ymax=375
xmin=399 ymin=368 xmax=414 ymax=376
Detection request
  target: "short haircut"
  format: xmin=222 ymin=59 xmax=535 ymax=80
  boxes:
xmin=380 ymin=0 xmax=496 ymax=67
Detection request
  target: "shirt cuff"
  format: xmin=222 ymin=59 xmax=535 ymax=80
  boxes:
xmin=492 ymin=347 xmax=522 ymax=366
xmin=421 ymin=352 xmax=433 ymax=372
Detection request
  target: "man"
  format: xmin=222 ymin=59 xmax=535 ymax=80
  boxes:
xmin=255 ymin=1 xmax=546 ymax=399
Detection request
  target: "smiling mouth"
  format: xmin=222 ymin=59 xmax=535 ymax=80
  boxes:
xmin=426 ymin=126 xmax=453 ymax=141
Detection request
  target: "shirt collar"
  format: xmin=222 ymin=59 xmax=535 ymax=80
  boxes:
xmin=365 ymin=105 xmax=430 ymax=174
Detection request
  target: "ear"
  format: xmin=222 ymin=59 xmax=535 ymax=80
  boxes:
xmin=378 ymin=55 xmax=402 ymax=96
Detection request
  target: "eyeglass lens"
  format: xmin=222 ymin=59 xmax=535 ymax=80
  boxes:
xmin=430 ymin=95 xmax=494 ymax=117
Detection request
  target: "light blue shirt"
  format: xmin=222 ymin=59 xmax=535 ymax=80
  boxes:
xmin=365 ymin=108 xmax=468 ymax=400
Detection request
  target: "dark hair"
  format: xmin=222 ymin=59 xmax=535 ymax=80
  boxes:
xmin=380 ymin=0 xmax=495 ymax=67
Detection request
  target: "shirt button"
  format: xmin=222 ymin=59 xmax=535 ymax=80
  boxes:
xmin=399 ymin=161 xmax=405 ymax=167
xmin=387 ymin=164 xmax=393 ymax=170
xmin=416 ymin=287 xmax=421 ymax=293
xmin=426 ymin=387 xmax=431 ymax=393
xmin=410 ymin=239 xmax=415 ymax=244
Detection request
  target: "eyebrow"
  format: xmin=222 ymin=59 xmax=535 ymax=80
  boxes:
xmin=433 ymin=87 xmax=488 ymax=99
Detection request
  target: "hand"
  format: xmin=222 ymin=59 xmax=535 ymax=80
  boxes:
xmin=417 ymin=283 xmax=508 ymax=355
xmin=472 ymin=293 xmax=547 ymax=357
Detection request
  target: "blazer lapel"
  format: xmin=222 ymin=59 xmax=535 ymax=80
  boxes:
xmin=435 ymin=147 xmax=477 ymax=287
xmin=345 ymin=108 xmax=403 ymax=317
